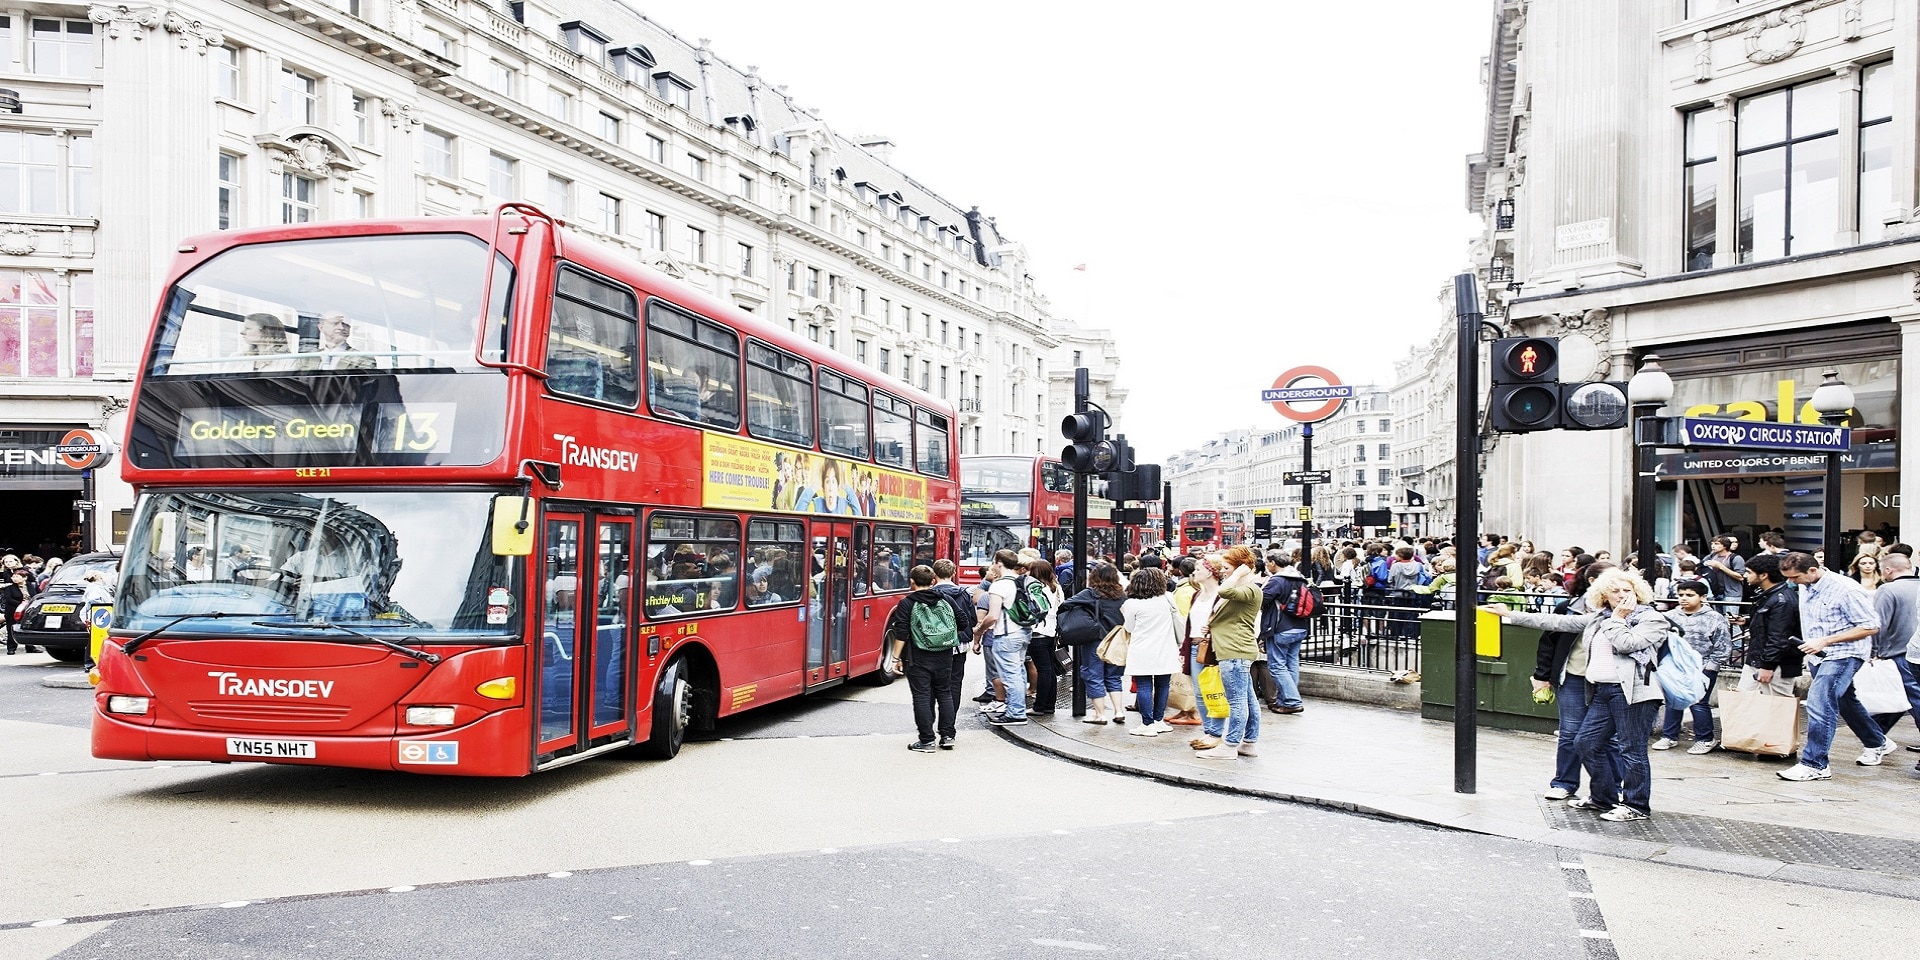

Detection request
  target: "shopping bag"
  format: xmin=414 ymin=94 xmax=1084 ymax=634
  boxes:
xmin=1198 ymin=666 xmax=1230 ymax=719
xmin=1719 ymin=689 xmax=1802 ymax=757
xmin=1852 ymin=658 xmax=1911 ymax=715
xmin=1168 ymin=673 xmax=1197 ymax=714
xmin=1096 ymin=625 xmax=1131 ymax=666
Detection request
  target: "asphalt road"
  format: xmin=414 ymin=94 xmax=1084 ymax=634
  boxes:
xmin=2 ymin=653 xmax=1905 ymax=960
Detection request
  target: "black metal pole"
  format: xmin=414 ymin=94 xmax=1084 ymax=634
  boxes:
xmin=1300 ymin=424 xmax=1314 ymax=566
xmin=1072 ymin=368 xmax=1090 ymax=718
xmin=1633 ymin=406 xmax=1659 ymax=583
xmin=80 ymin=468 xmax=95 ymax=554
xmin=1162 ymin=481 xmax=1173 ymax=555
xmin=1452 ymin=273 xmax=1481 ymax=795
xmin=1823 ymin=413 xmax=1846 ymax=567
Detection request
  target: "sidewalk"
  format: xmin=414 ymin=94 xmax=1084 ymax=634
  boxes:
xmin=992 ymin=695 xmax=1920 ymax=899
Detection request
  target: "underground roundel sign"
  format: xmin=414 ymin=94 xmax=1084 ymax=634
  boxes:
xmin=55 ymin=428 xmax=114 ymax=470
xmin=1262 ymin=366 xmax=1354 ymax=424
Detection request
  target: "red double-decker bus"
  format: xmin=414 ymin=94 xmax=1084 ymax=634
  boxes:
xmin=1176 ymin=509 xmax=1248 ymax=553
xmin=92 ymin=207 xmax=958 ymax=776
xmin=958 ymin=456 xmax=1117 ymax=580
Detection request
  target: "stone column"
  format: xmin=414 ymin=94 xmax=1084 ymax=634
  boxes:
xmin=87 ymin=3 xmax=219 ymax=378
xmin=1713 ymin=95 xmax=1737 ymax=268
xmin=1833 ymin=64 xmax=1863 ymax=246
xmin=1884 ymin=0 xmax=1920 ymax=233
xmin=1899 ymin=311 xmax=1920 ymax=540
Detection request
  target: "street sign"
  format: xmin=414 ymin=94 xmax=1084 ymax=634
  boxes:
xmin=1296 ymin=507 xmax=1313 ymax=521
xmin=72 ymin=499 xmax=95 ymax=510
xmin=1266 ymin=365 xmax=1348 ymax=424
xmin=1677 ymin=417 xmax=1850 ymax=452
xmin=55 ymin=428 xmax=115 ymax=470
xmin=1283 ymin=470 xmax=1332 ymax=485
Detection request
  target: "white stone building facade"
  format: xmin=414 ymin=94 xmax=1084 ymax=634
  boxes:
xmin=0 ymin=0 xmax=1101 ymax=555
xmin=1401 ymin=0 xmax=1920 ymax=557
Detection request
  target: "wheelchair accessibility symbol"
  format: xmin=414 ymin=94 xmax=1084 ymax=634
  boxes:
xmin=397 ymin=741 xmax=459 ymax=765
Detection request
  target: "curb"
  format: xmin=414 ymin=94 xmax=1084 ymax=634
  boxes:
xmin=42 ymin=672 xmax=93 ymax=690
xmin=989 ymin=719 xmax=1920 ymax=901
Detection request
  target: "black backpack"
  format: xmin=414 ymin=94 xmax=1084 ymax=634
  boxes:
xmin=1054 ymin=596 xmax=1104 ymax=646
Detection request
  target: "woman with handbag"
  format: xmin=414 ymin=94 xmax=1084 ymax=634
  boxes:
xmin=1184 ymin=557 xmax=1227 ymax=750
xmin=1197 ymin=546 xmax=1265 ymax=759
xmin=1483 ymin=568 xmax=1670 ymax=823
xmin=1120 ymin=568 xmax=1183 ymax=737
xmin=1065 ymin=563 xmax=1129 ymax=724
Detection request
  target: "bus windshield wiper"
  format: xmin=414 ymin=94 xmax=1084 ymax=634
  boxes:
xmin=122 ymin=612 xmax=273 ymax=657
xmin=250 ymin=618 xmax=442 ymax=664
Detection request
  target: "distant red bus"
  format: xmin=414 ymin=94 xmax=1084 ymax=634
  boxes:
xmin=93 ymin=206 xmax=958 ymax=776
xmin=1176 ymin=509 xmax=1248 ymax=553
xmin=958 ymin=456 xmax=1117 ymax=580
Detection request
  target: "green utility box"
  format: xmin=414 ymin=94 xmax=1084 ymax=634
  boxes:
xmin=1419 ymin=609 xmax=1560 ymax=734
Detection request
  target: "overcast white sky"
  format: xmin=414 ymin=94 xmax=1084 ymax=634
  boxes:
xmin=633 ymin=1 xmax=1492 ymax=461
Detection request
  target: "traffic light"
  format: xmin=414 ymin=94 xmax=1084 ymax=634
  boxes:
xmin=1109 ymin=463 xmax=1160 ymax=503
xmin=1489 ymin=337 xmax=1560 ymax=432
xmin=1558 ymin=380 xmax=1630 ymax=430
xmin=1061 ymin=410 xmax=1114 ymax=473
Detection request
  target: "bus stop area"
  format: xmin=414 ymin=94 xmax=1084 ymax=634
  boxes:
xmin=990 ymin=641 xmax=1920 ymax=901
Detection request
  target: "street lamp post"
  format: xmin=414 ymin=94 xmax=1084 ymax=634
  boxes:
xmin=1810 ymin=370 xmax=1855 ymax=568
xmin=1627 ymin=355 xmax=1674 ymax=582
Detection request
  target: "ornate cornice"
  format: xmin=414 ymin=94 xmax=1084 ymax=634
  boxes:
xmin=252 ymin=128 xmax=364 ymax=191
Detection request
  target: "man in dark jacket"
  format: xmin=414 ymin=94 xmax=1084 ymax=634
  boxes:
xmin=3 ymin=567 xmax=38 ymax=655
xmin=1737 ymin=552 xmax=1802 ymax=696
xmin=931 ymin=558 xmax=977 ymax=732
xmin=886 ymin=565 xmax=964 ymax=752
xmin=1260 ymin=553 xmax=1310 ymax=715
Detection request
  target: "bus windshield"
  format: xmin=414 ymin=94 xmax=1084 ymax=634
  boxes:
xmin=116 ymin=490 xmax=515 ymax=638
xmin=149 ymin=234 xmax=511 ymax=376
xmin=960 ymin=457 xmax=1036 ymax=495
xmin=960 ymin=521 xmax=1026 ymax=565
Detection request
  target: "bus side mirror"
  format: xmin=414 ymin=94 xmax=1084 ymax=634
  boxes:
xmin=491 ymin=497 xmax=534 ymax=556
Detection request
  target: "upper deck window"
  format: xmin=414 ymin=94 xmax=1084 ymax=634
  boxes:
xmin=546 ymin=266 xmax=638 ymax=407
xmin=915 ymin=408 xmax=951 ymax=478
xmin=149 ymin=234 xmax=512 ymax=377
xmin=873 ymin=393 xmax=911 ymax=470
xmin=646 ymin=301 xmax=739 ymax=428
xmin=817 ymin=368 xmax=869 ymax=460
xmin=745 ymin=340 xmax=811 ymax=447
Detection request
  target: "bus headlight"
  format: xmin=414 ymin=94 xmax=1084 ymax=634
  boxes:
xmin=404 ymin=706 xmax=457 ymax=726
xmin=475 ymin=677 xmax=516 ymax=700
xmin=106 ymin=695 xmax=150 ymax=715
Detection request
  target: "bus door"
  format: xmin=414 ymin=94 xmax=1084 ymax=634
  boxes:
xmin=804 ymin=522 xmax=854 ymax=688
xmin=537 ymin=510 xmax=635 ymax=762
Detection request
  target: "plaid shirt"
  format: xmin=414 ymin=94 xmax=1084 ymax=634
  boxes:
xmin=1796 ymin=572 xmax=1879 ymax=661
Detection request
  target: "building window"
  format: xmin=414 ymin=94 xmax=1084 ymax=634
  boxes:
xmin=1354 ymin=444 xmax=1367 ymax=462
xmin=277 ymin=67 xmax=319 ymax=127
xmin=736 ymin=242 xmax=755 ymax=278
xmin=216 ymin=153 xmax=241 ymax=229
xmin=214 ymin=45 xmax=241 ymax=100
xmin=855 ymin=339 xmax=868 ymax=364
xmin=482 ymin=60 xmax=517 ymax=98
xmin=878 ymin=347 xmax=891 ymax=374
xmin=1071 ymin=349 xmax=1082 ymax=367
xmin=1737 ymin=74 xmax=1843 ymax=262
xmin=420 ymin=29 xmax=454 ymax=59
xmin=1683 ymin=106 xmax=1718 ymax=272
xmin=653 ymin=72 xmax=694 ymax=110
xmin=30 ymin=18 xmax=94 ymax=79
xmin=920 ymin=360 xmax=931 ymax=391
xmin=1860 ymin=61 xmax=1895 ymax=243
xmin=687 ymin=154 xmax=708 ymax=181
xmin=828 ymin=274 xmax=840 ymax=304
xmin=0 ymin=270 xmax=92 ymax=378
xmin=646 ymin=135 xmax=666 ymax=163
xmin=352 ymin=190 xmax=373 ymax=218
xmin=545 ymin=173 xmax=572 ymax=216
xmin=737 ymin=172 xmax=754 ymax=199
xmin=422 ymin=128 xmax=455 ymax=179
xmin=1354 ymin=470 xmax=1367 ymax=486
xmin=0 ymin=131 xmax=92 ymax=217
xmin=597 ymin=192 xmax=621 ymax=234
xmin=1378 ymin=443 xmax=1390 ymax=459
xmin=487 ymin=152 xmax=516 ymax=199
xmin=560 ymin=21 xmax=609 ymax=61
xmin=686 ymin=226 xmax=706 ymax=262
xmin=855 ymin=287 xmax=868 ymax=314
xmin=646 ymin=210 xmax=665 ymax=250
xmin=806 ymin=267 xmax=821 ymax=298
xmin=351 ymin=94 xmax=375 ymax=144
xmin=280 ymin=173 xmax=317 ymax=224
xmin=547 ymin=87 xmax=572 ymax=123
xmin=1378 ymin=468 xmax=1393 ymax=486
xmin=598 ymin=111 xmax=621 ymax=143
xmin=1378 ymin=419 xmax=1390 ymax=433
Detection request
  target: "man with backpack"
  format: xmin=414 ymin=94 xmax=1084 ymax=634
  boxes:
xmin=1260 ymin=553 xmax=1315 ymax=715
xmin=886 ymin=565 xmax=967 ymax=752
xmin=975 ymin=549 xmax=1033 ymax=726
xmin=930 ymin=558 xmax=978 ymax=728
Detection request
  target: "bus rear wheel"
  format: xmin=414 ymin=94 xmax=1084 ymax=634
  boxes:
xmin=638 ymin=658 xmax=693 ymax=760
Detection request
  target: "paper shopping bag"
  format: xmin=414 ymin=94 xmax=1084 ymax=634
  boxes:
xmin=1719 ymin=688 xmax=1802 ymax=757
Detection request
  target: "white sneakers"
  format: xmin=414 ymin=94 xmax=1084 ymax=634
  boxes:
xmin=1127 ymin=725 xmax=1159 ymax=738
xmin=1599 ymin=805 xmax=1649 ymax=823
xmin=1543 ymin=787 xmax=1572 ymax=801
xmin=1856 ymin=741 xmax=1900 ymax=766
xmin=1777 ymin=763 xmax=1832 ymax=781
xmin=1651 ymin=738 xmax=1677 ymax=750
xmin=1150 ymin=721 xmax=1174 ymax=734
xmin=1686 ymin=740 xmax=1719 ymax=755
xmin=1195 ymin=742 xmax=1239 ymax=760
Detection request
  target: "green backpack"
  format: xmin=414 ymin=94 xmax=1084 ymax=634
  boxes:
xmin=909 ymin=597 xmax=960 ymax=651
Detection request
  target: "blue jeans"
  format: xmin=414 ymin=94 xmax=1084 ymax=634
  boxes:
xmin=1575 ymin=682 xmax=1655 ymax=814
xmin=1134 ymin=674 xmax=1170 ymax=722
xmin=1217 ymin=658 xmax=1261 ymax=746
xmin=1193 ymin=656 xmax=1225 ymax=737
xmin=1660 ymin=669 xmax=1719 ymax=741
xmin=1874 ymin=658 xmax=1920 ymax=735
xmin=1078 ymin=643 xmax=1125 ymax=698
xmin=1802 ymin=655 xmax=1886 ymax=770
xmin=1264 ymin=629 xmax=1305 ymax=709
xmin=1551 ymin=673 xmax=1590 ymax=793
xmin=990 ymin=630 xmax=1030 ymax=720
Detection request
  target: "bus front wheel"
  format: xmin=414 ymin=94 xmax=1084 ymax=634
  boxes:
xmin=638 ymin=658 xmax=693 ymax=760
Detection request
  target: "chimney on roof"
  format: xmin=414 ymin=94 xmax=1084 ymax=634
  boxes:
xmin=854 ymin=136 xmax=894 ymax=163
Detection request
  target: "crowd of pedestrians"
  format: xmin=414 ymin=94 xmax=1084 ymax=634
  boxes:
xmin=884 ymin=528 xmax=1920 ymax=824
